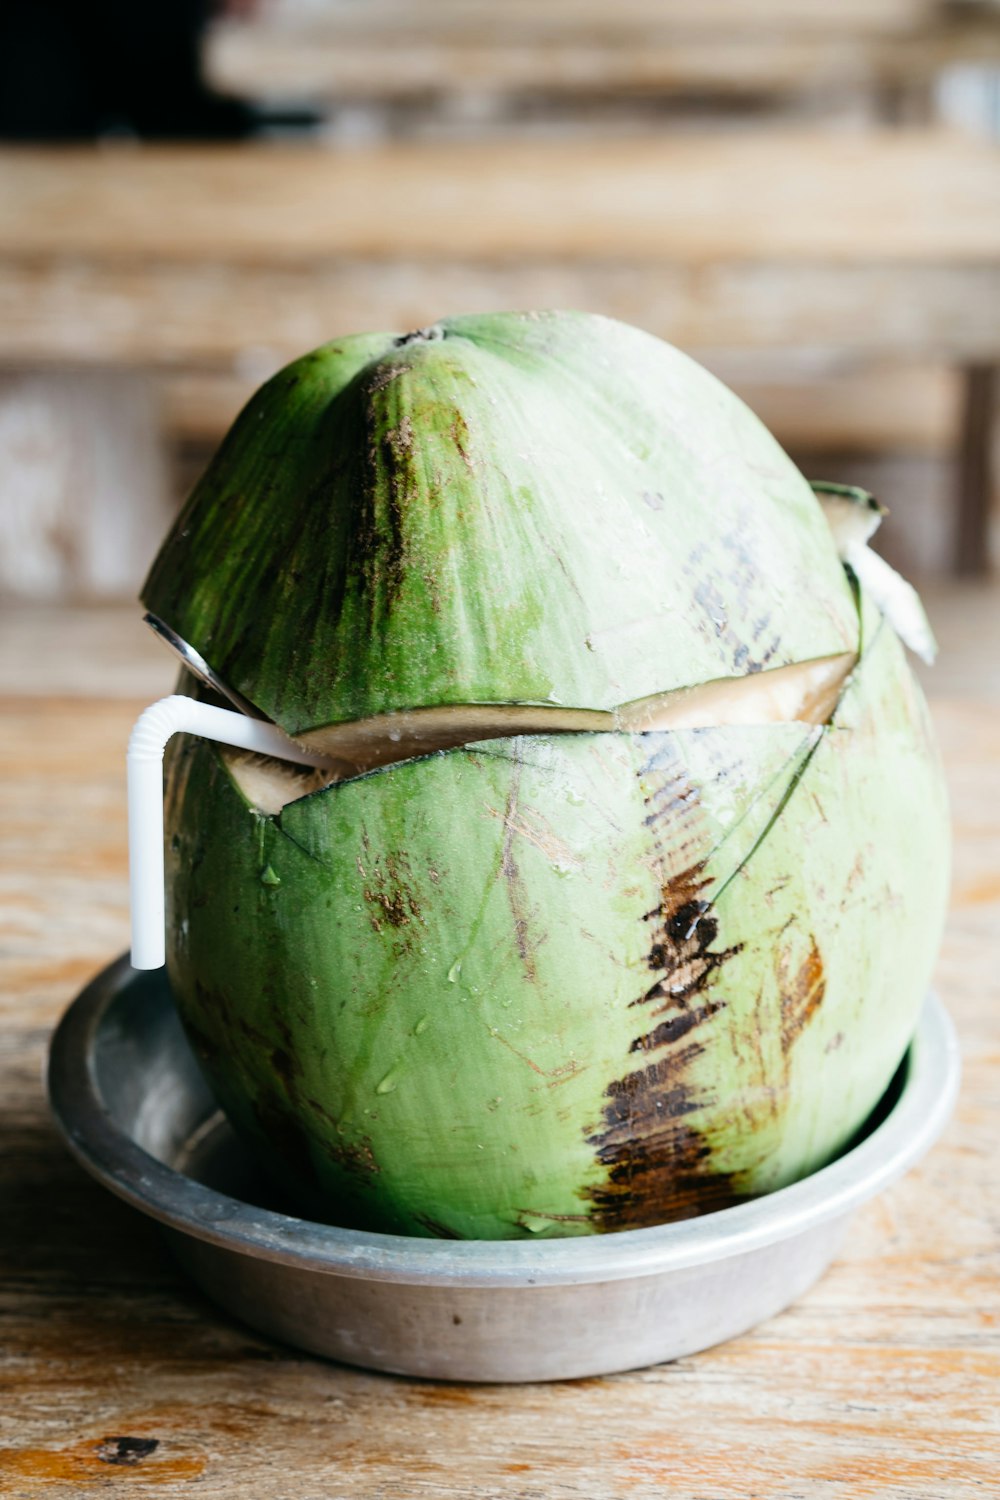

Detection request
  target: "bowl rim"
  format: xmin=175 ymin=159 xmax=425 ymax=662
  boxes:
xmin=47 ymin=955 xmax=960 ymax=1288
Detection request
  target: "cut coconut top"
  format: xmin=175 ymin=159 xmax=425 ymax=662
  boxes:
xmin=143 ymin=312 xmax=860 ymax=738
xmin=164 ymin=464 xmax=936 ymax=817
xmin=225 ymin=649 xmax=857 ymax=815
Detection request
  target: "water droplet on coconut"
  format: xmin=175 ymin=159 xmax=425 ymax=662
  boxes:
xmin=376 ymin=1069 xmax=401 ymax=1095
xmin=447 ymin=959 xmax=462 ymax=984
xmin=414 ymin=1015 xmax=430 ymax=1036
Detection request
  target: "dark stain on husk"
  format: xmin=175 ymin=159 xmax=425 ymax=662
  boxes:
xmin=499 ymin=758 xmax=539 ymax=981
xmin=360 ymin=844 xmax=422 ymax=947
xmin=779 ymin=938 xmax=826 ymax=1052
xmin=353 ymin=380 xmax=414 ymax=621
xmin=584 ymin=741 xmax=743 ymax=1231
xmin=323 ymin=1131 xmax=382 ymax=1183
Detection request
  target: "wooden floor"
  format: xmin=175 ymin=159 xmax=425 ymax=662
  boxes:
xmin=0 ymin=591 xmax=997 ymax=1498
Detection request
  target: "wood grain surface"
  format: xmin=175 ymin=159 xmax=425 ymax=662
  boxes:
xmin=4 ymin=135 xmax=998 ymax=264
xmin=5 ymin=257 xmax=1000 ymax=368
xmin=0 ymin=596 xmax=997 ymax=1499
xmin=2 ymin=133 xmax=998 ymax=372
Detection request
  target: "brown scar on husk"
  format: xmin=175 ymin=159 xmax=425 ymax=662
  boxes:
xmin=584 ymin=1084 xmax=744 ymax=1230
xmin=582 ymin=742 xmax=745 ymax=1230
xmin=362 ymin=361 xmax=406 ymax=397
xmin=299 ymin=1091 xmax=382 ymax=1180
xmin=499 ymin=759 xmax=539 ymax=980
xmin=451 ymin=410 xmax=475 ymax=469
xmin=355 ymin=397 xmax=416 ymax=617
xmin=362 ymin=850 xmax=422 ymax=938
xmin=844 ymin=851 xmax=866 ymax=896
xmin=484 ymin=801 xmax=582 ymax=871
xmin=324 ymin=1131 xmax=382 ymax=1181
xmin=779 ymin=938 xmax=826 ymax=1052
xmin=487 ymin=1025 xmax=579 ymax=1084
xmin=263 ymin=1069 xmax=384 ymax=1198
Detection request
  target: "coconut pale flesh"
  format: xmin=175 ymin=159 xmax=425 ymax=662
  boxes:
xmin=150 ymin=311 xmax=950 ymax=1239
xmin=230 ymin=651 xmax=857 ymax=815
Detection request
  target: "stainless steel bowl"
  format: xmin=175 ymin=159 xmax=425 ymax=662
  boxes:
xmin=48 ymin=957 xmax=959 ymax=1382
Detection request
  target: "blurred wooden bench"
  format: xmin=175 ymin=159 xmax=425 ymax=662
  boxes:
xmin=163 ymin=361 xmax=958 ymax=458
xmin=0 ymin=130 xmax=997 ymax=577
xmin=206 ymin=0 xmax=1000 ymax=113
xmin=2 ymin=132 xmax=997 ymax=357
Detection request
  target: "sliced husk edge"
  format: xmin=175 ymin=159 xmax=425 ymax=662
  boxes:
xmin=227 ymin=651 xmax=857 ymax=815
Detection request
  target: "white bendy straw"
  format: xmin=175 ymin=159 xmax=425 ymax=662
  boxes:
xmin=128 ymin=695 xmax=333 ymax=970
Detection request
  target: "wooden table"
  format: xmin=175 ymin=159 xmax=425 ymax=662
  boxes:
xmin=0 ymin=592 xmax=997 ymax=1498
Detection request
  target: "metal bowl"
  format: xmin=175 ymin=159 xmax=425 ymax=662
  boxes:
xmin=48 ymin=957 xmax=959 ymax=1382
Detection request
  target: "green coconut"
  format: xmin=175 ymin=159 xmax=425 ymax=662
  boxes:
xmin=146 ymin=310 xmax=949 ymax=1239
xmin=144 ymin=312 xmax=858 ymax=731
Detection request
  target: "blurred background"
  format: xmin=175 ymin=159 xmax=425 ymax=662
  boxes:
xmin=1 ymin=0 xmax=999 ymax=607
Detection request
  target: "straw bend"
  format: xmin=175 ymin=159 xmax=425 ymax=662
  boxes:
xmin=127 ymin=695 xmax=331 ymax=971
